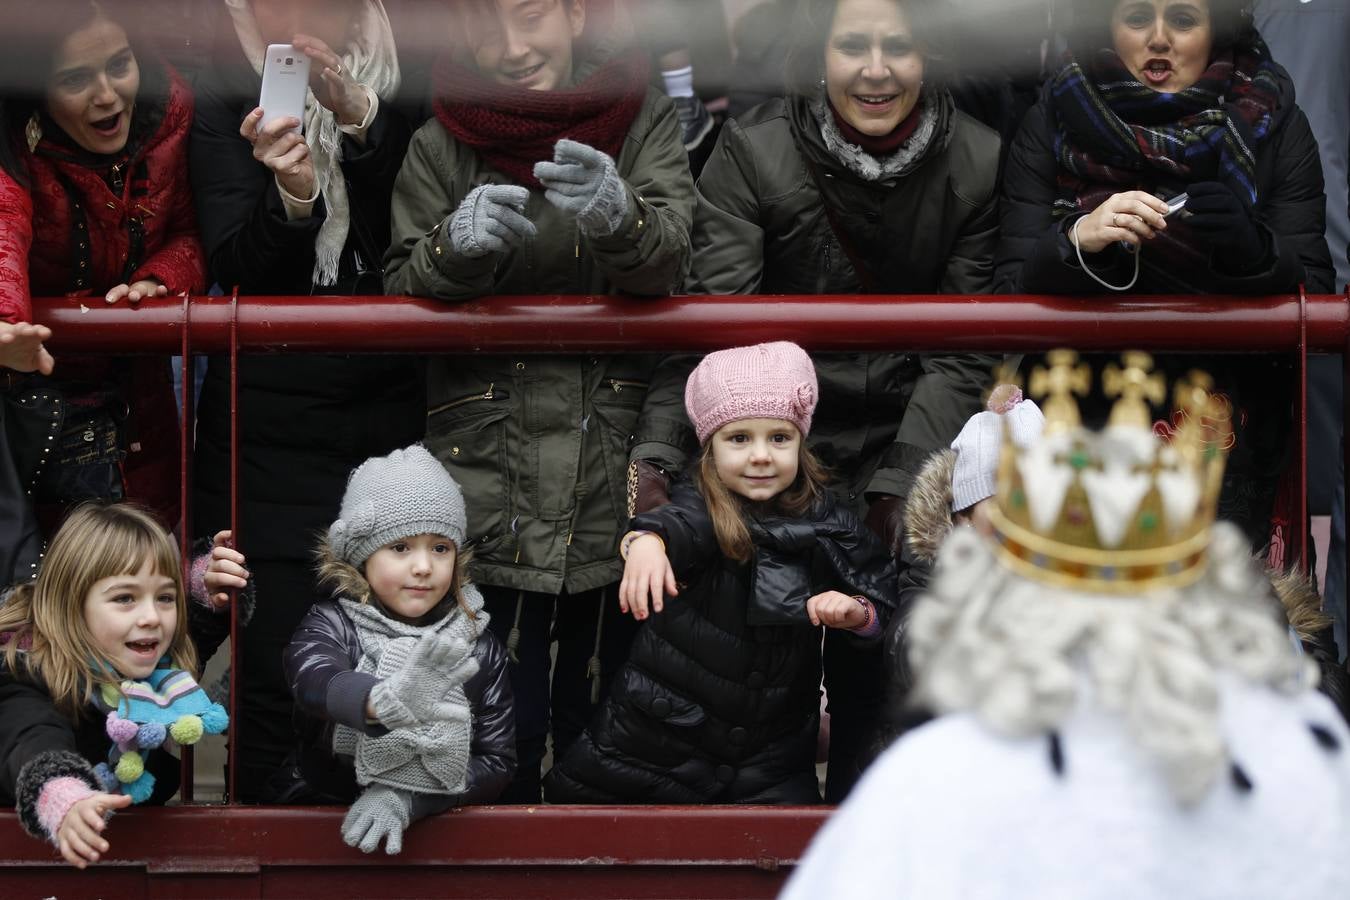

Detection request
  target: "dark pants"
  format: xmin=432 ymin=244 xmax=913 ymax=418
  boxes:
xmin=822 ymin=630 xmax=886 ymax=803
xmin=480 ymin=584 xmax=640 ymax=804
xmin=233 ymin=559 xmax=327 ymax=802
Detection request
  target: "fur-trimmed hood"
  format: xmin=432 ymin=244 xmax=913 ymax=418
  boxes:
xmin=902 ymin=449 xmax=957 ymax=563
xmin=1270 ymin=567 xmax=1333 ymax=644
xmin=315 ymin=534 xmax=375 ymax=606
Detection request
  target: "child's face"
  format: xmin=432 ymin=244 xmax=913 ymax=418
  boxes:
xmin=462 ymin=0 xmax=585 ymax=91
xmin=364 ymin=534 xmax=457 ymax=621
xmin=83 ymin=558 xmax=178 ymax=680
xmin=954 ymin=498 xmax=995 ymax=536
xmin=711 ymin=418 xmax=802 ymax=502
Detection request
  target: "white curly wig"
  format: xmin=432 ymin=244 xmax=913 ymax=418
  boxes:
xmin=907 ymin=521 xmax=1318 ymax=805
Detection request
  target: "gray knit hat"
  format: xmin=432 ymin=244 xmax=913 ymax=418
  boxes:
xmin=329 ymin=445 xmax=468 ymax=567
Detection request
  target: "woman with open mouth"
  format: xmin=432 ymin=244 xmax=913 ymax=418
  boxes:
xmin=627 ymin=0 xmax=1001 ymax=803
xmin=994 ymin=0 xmax=1334 ymax=555
xmin=0 ymin=0 xmax=206 ymax=579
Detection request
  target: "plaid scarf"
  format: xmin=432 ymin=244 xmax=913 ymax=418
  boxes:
xmin=1050 ymin=40 xmax=1282 ymax=217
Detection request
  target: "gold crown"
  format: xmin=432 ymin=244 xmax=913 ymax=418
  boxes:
xmin=986 ymin=350 xmax=1232 ymax=593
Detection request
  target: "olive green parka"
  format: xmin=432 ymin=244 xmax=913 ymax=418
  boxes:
xmin=384 ymin=72 xmax=694 ymax=595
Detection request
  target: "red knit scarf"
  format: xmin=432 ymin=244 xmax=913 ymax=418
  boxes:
xmin=828 ymin=97 xmax=922 ymax=155
xmin=432 ymin=49 xmax=649 ymax=189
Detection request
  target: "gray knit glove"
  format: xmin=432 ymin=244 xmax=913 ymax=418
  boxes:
xmin=533 ymin=139 xmax=631 ymax=238
xmin=367 ymin=632 xmax=479 ymax=730
xmin=447 ymin=184 xmax=536 ymax=258
xmin=342 ymin=784 xmax=413 ymax=855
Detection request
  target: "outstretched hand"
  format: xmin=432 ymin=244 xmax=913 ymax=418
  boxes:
xmin=56 ymin=791 xmax=132 ymax=869
xmin=0 ymin=321 xmax=54 ymax=374
xmin=619 ymin=535 xmax=677 ymax=621
xmin=293 ymin=34 xmax=370 ymax=127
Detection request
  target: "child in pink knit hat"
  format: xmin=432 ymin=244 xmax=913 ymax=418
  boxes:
xmin=544 ymin=342 xmax=898 ymax=804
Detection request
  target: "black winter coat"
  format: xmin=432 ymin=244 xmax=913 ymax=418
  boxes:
xmin=188 ymin=35 xmax=425 ymax=564
xmin=993 ymin=69 xmax=1334 ymax=550
xmin=544 ymin=480 xmax=897 ymax=803
xmin=278 ymin=599 xmax=515 ymax=814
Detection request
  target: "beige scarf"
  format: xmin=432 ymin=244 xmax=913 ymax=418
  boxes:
xmin=223 ymin=0 xmax=401 ymax=286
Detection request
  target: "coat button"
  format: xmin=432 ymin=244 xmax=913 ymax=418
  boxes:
xmin=729 ymin=727 xmax=747 ymax=745
xmin=715 ymin=765 xmax=735 ymax=785
xmin=746 ymin=672 xmax=765 ymax=689
xmin=650 ymin=697 xmax=671 ymax=717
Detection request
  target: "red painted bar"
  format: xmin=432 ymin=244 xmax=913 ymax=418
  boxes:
xmin=32 ymin=292 xmax=1350 ymax=354
xmin=0 ymin=806 xmax=825 ymax=898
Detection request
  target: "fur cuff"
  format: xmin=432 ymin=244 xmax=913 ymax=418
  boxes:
xmin=16 ymin=750 xmax=101 ymax=843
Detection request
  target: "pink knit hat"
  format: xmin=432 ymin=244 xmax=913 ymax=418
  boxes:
xmin=685 ymin=342 xmax=818 ymax=444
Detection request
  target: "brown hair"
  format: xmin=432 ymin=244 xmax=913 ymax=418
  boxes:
xmin=694 ymin=439 xmax=831 ymax=563
xmin=783 ymin=0 xmax=948 ymax=99
xmin=0 ymin=504 xmax=196 ymax=719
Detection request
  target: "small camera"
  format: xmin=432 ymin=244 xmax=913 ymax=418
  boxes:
xmin=285 ymin=56 xmax=295 ymax=66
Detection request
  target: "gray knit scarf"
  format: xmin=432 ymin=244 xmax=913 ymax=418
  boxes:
xmin=811 ymin=97 xmax=940 ymax=183
xmin=332 ymin=586 xmax=487 ymax=795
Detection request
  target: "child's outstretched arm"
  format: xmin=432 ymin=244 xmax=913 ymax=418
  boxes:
xmin=619 ymin=533 xmax=678 ymax=621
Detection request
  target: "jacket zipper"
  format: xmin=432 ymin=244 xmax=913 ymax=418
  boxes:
xmin=607 ymin=379 xmax=648 ymax=394
xmin=427 ymin=383 xmax=504 ymax=416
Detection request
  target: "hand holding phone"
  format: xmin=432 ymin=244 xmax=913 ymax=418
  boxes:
xmin=259 ymin=44 xmax=311 ymax=134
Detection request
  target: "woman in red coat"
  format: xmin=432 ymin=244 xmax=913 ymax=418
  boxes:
xmin=0 ymin=0 xmax=205 ymax=554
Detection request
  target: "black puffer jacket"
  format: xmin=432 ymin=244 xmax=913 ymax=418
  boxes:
xmin=544 ymin=479 xmax=897 ymax=803
xmin=279 ymin=598 xmax=515 ymax=814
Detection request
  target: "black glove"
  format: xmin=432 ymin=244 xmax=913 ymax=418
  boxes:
xmin=1183 ymin=181 xmax=1270 ymax=271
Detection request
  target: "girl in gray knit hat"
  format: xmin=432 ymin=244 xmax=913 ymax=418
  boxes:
xmin=204 ymin=444 xmax=516 ymax=854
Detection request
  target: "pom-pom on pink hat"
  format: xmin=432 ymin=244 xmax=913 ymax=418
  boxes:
xmin=685 ymin=342 xmax=819 ymax=445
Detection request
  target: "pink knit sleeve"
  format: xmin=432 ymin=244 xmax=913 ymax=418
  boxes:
xmin=35 ymin=777 xmax=96 ymax=844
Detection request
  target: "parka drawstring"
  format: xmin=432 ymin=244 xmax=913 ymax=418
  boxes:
xmin=588 ymin=588 xmax=606 ymax=704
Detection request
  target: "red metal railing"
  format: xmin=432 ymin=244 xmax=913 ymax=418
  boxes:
xmin=1 ymin=290 xmax=1346 ymax=897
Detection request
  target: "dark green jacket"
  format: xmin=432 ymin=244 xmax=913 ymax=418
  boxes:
xmin=384 ymin=86 xmax=694 ymax=594
xmin=633 ymin=93 xmax=1002 ymax=510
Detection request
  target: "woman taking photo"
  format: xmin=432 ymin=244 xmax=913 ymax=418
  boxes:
xmin=189 ymin=0 xmax=423 ymax=801
xmin=995 ymin=0 xmax=1334 ymax=551
xmin=0 ymin=0 xmax=204 ymax=570
xmin=631 ymin=0 xmax=1000 ymax=801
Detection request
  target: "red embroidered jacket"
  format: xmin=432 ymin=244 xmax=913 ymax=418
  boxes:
xmin=0 ymin=65 xmax=205 ymax=525
xmin=0 ymin=66 xmax=205 ymax=323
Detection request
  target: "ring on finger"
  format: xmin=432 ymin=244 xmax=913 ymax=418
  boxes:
xmin=335 ymin=64 xmax=343 ymax=76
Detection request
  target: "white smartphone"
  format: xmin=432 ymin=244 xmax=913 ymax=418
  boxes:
xmin=1165 ymin=192 xmax=1191 ymax=219
xmin=258 ymin=44 xmax=311 ymax=134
